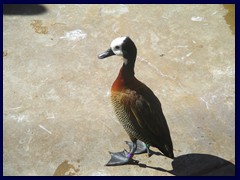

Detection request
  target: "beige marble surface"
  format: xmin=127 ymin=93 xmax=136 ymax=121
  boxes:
xmin=3 ymin=4 xmax=235 ymax=176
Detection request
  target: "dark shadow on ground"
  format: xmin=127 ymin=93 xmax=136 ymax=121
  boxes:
xmin=3 ymin=4 xmax=47 ymax=15
xmin=134 ymin=153 xmax=235 ymax=176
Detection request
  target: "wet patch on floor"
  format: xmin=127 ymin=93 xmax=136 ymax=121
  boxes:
xmin=53 ymin=160 xmax=81 ymax=176
xmin=3 ymin=50 xmax=8 ymax=57
xmin=30 ymin=20 xmax=48 ymax=34
xmin=223 ymin=4 xmax=235 ymax=35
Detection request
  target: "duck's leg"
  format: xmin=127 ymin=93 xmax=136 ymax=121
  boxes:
xmin=106 ymin=140 xmax=138 ymax=166
xmin=125 ymin=140 xmax=151 ymax=156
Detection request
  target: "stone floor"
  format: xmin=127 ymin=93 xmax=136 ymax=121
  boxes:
xmin=3 ymin=4 xmax=235 ymax=176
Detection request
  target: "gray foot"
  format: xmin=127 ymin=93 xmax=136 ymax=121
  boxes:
xmin=106 ymin=150 xmax=139 ymax=166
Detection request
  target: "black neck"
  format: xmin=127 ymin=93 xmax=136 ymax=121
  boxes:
xmin=119 ymin=37 xmax=137 ymax=78
xmin=121 ymin=52 xmax=136 ymax=77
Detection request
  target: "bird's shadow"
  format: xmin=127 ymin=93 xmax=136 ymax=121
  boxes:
xmin=130 ymin=153 xmax=235 ymax=176
xmin=3 ymin=4 xmax=47 ymax=15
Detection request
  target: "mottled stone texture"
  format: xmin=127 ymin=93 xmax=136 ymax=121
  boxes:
xmin=3 ymin=4 xmax=235 ymax=176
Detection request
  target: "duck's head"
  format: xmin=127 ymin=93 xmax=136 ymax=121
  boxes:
xmin=98 ymin=36 xmax=137 ymax=64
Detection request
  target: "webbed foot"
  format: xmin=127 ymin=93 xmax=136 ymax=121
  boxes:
xmin=106 ymin=150 xmax=139 ymax=166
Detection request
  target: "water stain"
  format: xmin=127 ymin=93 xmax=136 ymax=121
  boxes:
xmin=53 ymin=160 xmax=80 ymax=176
xmin=30 ymin=20 xmax=48 ymax=34
xmin=3 ymin=50 xmax=7 ymax=57
xmin=223 ymin=4 xmax=235 ymax=35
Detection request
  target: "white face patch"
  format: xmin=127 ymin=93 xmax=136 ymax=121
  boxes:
xmin=110 ymin=36 xmax=127 ymax=56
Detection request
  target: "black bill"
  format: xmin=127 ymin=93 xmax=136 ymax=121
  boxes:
xmin=98 ymin=48 xmax=115 ymax=59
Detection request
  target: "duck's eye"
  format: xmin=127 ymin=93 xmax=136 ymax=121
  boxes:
xmin=115 ymin=46 xmax=120 ymax=50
